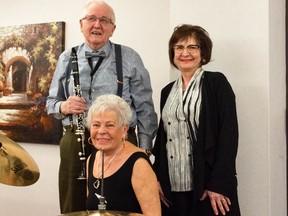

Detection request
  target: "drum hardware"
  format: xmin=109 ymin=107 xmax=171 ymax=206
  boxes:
xmin=57 ymin=210 xmax=142 ymax=216
xmin=98 ymin=148 xmax=106 ymax=212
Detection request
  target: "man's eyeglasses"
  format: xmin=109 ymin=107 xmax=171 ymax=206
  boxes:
xmin=173 ymin=44 xmax=201 ymax=54
xmin=82 ymin=15 xmax=114 ymax=25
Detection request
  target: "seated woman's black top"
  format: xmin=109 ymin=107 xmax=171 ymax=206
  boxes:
xmin=86 ymin=151 xmax=151 ymax=213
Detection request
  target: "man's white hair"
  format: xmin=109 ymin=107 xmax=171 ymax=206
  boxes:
xmin=82 ymin=0 xmax=116 ymax=23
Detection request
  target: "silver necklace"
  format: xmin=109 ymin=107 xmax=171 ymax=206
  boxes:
xmin=93 ymin=144 xmax=124 ymax=189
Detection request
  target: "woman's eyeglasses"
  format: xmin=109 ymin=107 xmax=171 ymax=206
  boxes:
xmin=173 ymin=44 xmax=201 ymax=54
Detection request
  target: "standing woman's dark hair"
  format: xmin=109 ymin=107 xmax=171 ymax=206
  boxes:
xmin=168 ymin=24 xmax=213 ymax=69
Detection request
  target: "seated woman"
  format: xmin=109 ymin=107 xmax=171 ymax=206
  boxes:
xmin=85 ymin=94 xmax=161 ymax=216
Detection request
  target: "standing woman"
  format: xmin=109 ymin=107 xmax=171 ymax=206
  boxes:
xmin=152 ymin=24 xmax=241 ymax=216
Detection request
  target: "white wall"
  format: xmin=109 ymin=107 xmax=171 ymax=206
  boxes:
xmin=0 ymin=0 xmax=286 ymax=216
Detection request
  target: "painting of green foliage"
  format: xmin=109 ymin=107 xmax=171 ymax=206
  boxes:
xmin=0 ymin=22 xmax=65 ymax=144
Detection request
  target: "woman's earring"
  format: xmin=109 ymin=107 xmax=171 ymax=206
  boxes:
xmin=88 ymin=137 xmax=93 ymax=145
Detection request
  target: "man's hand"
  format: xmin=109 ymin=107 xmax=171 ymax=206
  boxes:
xmin=60 ymin=96 xmax=87 ymax=115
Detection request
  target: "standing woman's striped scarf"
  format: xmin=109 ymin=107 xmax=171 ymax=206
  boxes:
xmin=183 ymin=68 xmax=204 ymax=142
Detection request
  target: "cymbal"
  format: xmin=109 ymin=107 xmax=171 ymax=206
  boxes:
xmin=58 ymin=210 xmax=142 ymax=216
xmin=0 ymin=134 xmax=40 ymax=186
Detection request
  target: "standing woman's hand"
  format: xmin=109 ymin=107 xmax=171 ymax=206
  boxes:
xmin=158 ymin=182 xmax=173 ymax=208
xmin=200 ymin=190 xmax=231 ymax=215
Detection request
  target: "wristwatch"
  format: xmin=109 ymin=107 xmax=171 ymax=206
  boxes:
xmin=145 ymin=149 xmax=152 ymax=157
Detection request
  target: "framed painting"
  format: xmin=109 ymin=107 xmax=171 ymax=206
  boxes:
xmin=0 ymin=22 xmax=65 ymax=144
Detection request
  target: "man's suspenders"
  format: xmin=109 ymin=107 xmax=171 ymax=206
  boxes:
xmin=65 ymin=44 xmax=123 ymax=98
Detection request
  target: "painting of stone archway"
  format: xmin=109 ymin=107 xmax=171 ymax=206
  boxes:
xmin=0 ymin=22 xmax=65 ymax=144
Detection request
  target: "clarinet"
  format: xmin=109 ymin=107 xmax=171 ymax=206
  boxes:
xmin=70 ymin=47 xmax=86 ymax=180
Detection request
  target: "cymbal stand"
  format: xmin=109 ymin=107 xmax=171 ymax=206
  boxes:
xmin=98 ymin=148 xmax=107 ymax=212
